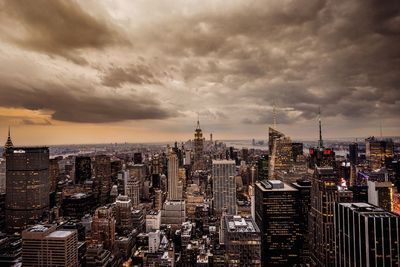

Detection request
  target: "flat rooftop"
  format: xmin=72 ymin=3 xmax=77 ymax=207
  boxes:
xmin=256 ymin=180 xmax=297 ymax=192
xmin=225 ymin=215 xmax=260 ymax=233
xmin=47 ymin=230 xmax=75 ymax=239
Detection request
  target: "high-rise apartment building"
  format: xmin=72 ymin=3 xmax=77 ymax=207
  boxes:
xmin=255 ymin=180 xmax=300 ymax=266
xmin=223 ymin=215 xmax=261 ymax=267
xmin=309 ymin=167 xmax=353 ymax=267
xmin=334 ymin=202 xmax=400 ymax=267
xmin=212 ymin=160 xmax=236 ymax=215
xmin=6 ymin=147 xmax=50 ymax=233
xmin=22 ymin=224 xmax=78 ymax=267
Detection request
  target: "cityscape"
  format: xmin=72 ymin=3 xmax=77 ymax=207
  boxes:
xmin=0 ymin=1 xmax=399 ymax=267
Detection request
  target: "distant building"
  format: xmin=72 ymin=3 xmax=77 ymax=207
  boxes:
xmin=366 ymin=137 xmax=394 ymax=170
xmin=146 ymin=210 xmax=161 ymax=233
xmin=223 ymin=215 xmax=261 ymax=267
xmin=268 ymin=127 xmax=292 ymax=179
xmin=115 ymin=195 xmax=133 ymax=231
xmin=193 ymin=120 xmax=205 ymax=170
xmin=22 ymin=224 xmax=78 ymax=267
xmin=367 ymin=169 xmax=393 ymax=212
xmin=212 ymin=160 xmax=236 ymax=215
xmin=335 ymin=203 xmax=400 ymax=267
xmin=348 ymin=143 xmax=358 ymax=165
xmin=6 ymin=147 xmax=50 ymax=233
xmin=255 ymin=180 xmax=300 ymax=266
xmin=125 ymin=177 xmax=140 ymax=208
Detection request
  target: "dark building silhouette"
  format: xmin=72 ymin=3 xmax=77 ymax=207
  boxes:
xmin=348 ymin=142 xmax=358 ymax=165
xmin=133 ymin=152 xmax=143 ymax=164
xmin=335 ymin=203 xmax=400 ymax=267
xmin=6 ymin=147 xmax=49 ymax=233
xmin=75 ymin=156 xmax=91 ymax=184
xmin=255 ymin=180 xmax=300 ymax=266
xmin=291 ymin=179 xmax=312 ymax=264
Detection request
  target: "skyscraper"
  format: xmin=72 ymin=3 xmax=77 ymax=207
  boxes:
xmin=125 ymin=177 xmax=140 ymax=208
xmin=309 ymin=167 xmax=353 ymax=267
xmin=168 ymin=152 xmax=182 ymax=200
xmin=3 ymin=126 xmax=13 ymax=156
xmin=268 ymin=127 xmax=293 ymax=179
xmin=334 ymin=202 xmax=400 ymax=267
xmin=193 ymin=119 xmax=204 ymax=170
xmin=348 ymin=142 xmax=358 ymax=165
xmin=223 ymin=215 xmax=261 ymax=267
xmin=22 ymin=224 xmax=78 ymax=267
xmin=75 ymin=156 xmax=91 ymax=184
xmin=366 ymin=137 xmax=394 ymax=170
xmin=212 ymin=160 xmax=236 ymax=215
xmin=6 ymin=147 xmax=50 ymax=233
xmin=115 ymin=195 xmax=133 ymax=231
xmin=95 ymin=155 xmax=112 ymax=205
xmin=255 ymin=180 xmax=300 ymax=266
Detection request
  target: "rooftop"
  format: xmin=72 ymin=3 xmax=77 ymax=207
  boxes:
xmin=225 ymin=215 xmax=260 ymax=233
xmin=47 ymin=230 xmax=75 ymax=239
xmin=257 ymin=180 xmax=297 ymax=192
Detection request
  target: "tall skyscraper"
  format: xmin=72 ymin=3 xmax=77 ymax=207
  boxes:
xmin=115 ymin=195 xmax=133 ymax=231
xmin=291 ymin=178 xmax=312 ymax=264
xmin=3 ymin=126 xmax=13 ymax=156
xmin=367 ymin=168 xmax=393 ymax=211
xmin=212 ymin=160 xmax=236 ymax=215
xmin=309 ymin=167 xmax=353 ymax=267
xmin=95 ymin=155 xmax=112 ymax=205
xmin=6 ymin=147 xmax=50 ymax=233
xmin=223 ymin=215 xmax=261 ymax=267
xmin=255 ymin=180 xmax=300 ymax=266
xmin=75 ymin=156 xmax=91 ymax=184
xmin=49 ymin=158 xmax=60 ymax=193
xmin=268 ymin=128 xmax=292 ymax=179
xmin=193 ymin=119 xmax=204 ymax=170
xmin=335 ymin=202 xmax=400 ymax=267
xmin=366 ymin=137 xmax=394 ymax=170
xmin=167 ymin=152 xmax=182 ymax=200
xmin=22 ymin=224 xmax=78 ymax=267
xmin=348 ymin=142 xmax=358 ymax=165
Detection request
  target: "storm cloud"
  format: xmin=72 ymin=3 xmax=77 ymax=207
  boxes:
xmin=0 ymin=0 xmax=398 ymax=142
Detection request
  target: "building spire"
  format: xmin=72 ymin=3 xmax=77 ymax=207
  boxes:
xmin=4 ymin=125 xmax=13 ymax=150
xmin=318 ymin=107 xmax=323 ymax=148
xmin=272 ymin=104 xmax=277 ymax=129
xmin=196 ymin=112 xmax=201 ymax=130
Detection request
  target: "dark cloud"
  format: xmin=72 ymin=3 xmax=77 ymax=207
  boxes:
xmin=0 ymin=82 xmax=176 ymax=123
xmin=102 ymin=65 xmax=161 ymax=87
xmin=20 ymin=119 xmax=52 ymax=126
xmin=3 ymin=0 xmax=124 ymax=64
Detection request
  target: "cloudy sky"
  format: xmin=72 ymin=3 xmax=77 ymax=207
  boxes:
xmin=0 ymin=0 xmax=399 ymax=145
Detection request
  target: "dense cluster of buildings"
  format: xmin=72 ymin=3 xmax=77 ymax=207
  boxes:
xmin=0 ymin=116 xmax=399 ymax=267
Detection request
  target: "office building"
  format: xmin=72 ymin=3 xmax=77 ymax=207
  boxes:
xmin=75 ymin=156 xmax=91 ymax=184
xmin=22 ymin=224 xmax=78 ymax=267
xmin=212 ymin=160 xmax=236 ymax=215
xmin=193 ymin=120 xmax=205 ymax=170
xmin=335 ymin=203 xmax=400 ymax=267
xmin=366 ymin=137 xmax=394 ymax=170
xmin=255 ymin=180 xmax=300 ymax=266
xmin=168 ymin=152 xmax=182 ymax=200
xmin=146 ymin=210 xmax=161 ymax=233
xmin=95 ymin=155 xmax=112 ymax=205
xmin=91 ymin=206 xmax=116 ymax=250
xmin=268 ymin=127 xmax=293 ymax=179
xmin=291 ymin=178 xmax=312 ymax=264
xmin=6 ymin=147 xmax=50 ymax=233
xmin=309 ymin=167 xmax=353 ymax=267
xmin=223 ymin=215 xmax=261 ymax=267
xmin=115 ymin=195 xmax=133 ymax=231
xmin=125 ymin=177 xmax=140 ymax=208
xmin=348 ymin=143 xmax=358 ymax=165
xmin=161 ymin=200 xmax=186 ymax=230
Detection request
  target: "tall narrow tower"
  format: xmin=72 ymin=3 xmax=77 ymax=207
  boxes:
xmin=193 ymin=119 xmax=204 ymax=170
xmin=318 ymin=107 xmax=323 ymax=148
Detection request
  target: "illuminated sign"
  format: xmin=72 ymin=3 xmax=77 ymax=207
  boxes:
xmin=13 ymin=150 xmax=26 ymax=154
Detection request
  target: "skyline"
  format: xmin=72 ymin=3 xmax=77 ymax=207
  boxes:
xmin=0 ymin=0 xmax=399 ymax=145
